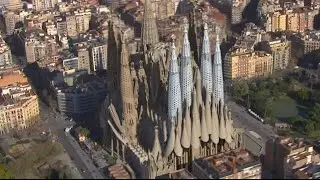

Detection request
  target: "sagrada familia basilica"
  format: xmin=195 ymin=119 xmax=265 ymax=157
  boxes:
xmin=100 ymin=0 xmax=244 ymax=178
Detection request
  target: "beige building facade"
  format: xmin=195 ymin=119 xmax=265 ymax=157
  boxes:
xmin=76 ymin=44 xmax=91 ymax=73
xmin=0 ymin=36 xmax=12 ymax=67
xmin=32 ymin=0 xmax=60 ymax=11
xmin=24 ymin=30 xmax=58 ymax=64
xmin=261 ymin=39 xmax=291 ymax=70
xmin=0 ymin=68 xmax=40 ymax=134
xmin=4 ymin=10 xmax=29 ymax=35
xmin=224 ymin=50 xmax=273 ymax=79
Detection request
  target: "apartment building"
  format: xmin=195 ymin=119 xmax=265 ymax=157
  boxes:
xmin=192 ymin=148 xmax=261 ymax=179
xmin=90 ymin=40 xmax=108 ymax=72
xmin=66 ymin=15 xmax=77 ymax=37
xmin=0 ymin=0 xmax=22 ymax=10
xmin=43 ymin=20 xmax=57 ymax=36
xmin=55 ymin=16 xmax=67 ymax=35
xmin=292 ymin=30 xmax=320 ymax=59
xmin=54 ymin=8 xmax=91 ymax=37
xmin=259 ymin=38 xmax=291 ymax=70
xmin=224 ymin=23 xmax=272 ymax=79
xmin=76 ymin=43 xmax=91 ymax=73
xmin=24 ymin=29 xmax=58 ymax=64
xmin=0 ymin=36 xmax=12 ymax=67
xmin=74 ymin=8 xmax=91 ymax=34
xmin=0 ymin=68 xmax=40 ymax=134
xmin=57 ymin=51 xmax=79 ymax=70
xmin=231 ymin=0 xmax=249 ymax=25
xmin=3 ymin=10 xmax=29 ymax=35
xmin=31 ymin=0 xmax=60 ymax=11
xmin=56 ymin=76 xmax=108 ymax=115
xmin=265 ymin=137 xmax=320 ymax=179
xmin=224 ymin=50 xmax=273 ymax=79
xmin=264 ymin=7 xmax=318 ymax=32
xmin=24 ymin=11 xmax=58 ymax=30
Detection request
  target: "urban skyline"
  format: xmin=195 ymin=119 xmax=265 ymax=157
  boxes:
xmin=0 ymin=0 xmax=319 ymax=179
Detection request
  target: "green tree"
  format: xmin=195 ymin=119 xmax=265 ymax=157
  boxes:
xmin=0 ymin=164 xmax=13 ymax=179
xmin=306 ymin=121 xmax=316 ymax=135
xmin=79 ymin=127 xmax=90 ymax=137
xmin=311 ymin=91 xmax=320 ymax=104
xmin=297 ymin=88 xmax=310 ymax=101
xmin=309 ymin=103 xmax=320 ymax=122
xmin=231 ymin=81 xmax=249 ymax=100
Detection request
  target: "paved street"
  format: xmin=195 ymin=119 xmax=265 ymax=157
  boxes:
xmin=39 ymin=101 xmax=104 ymax=179
xmin=64 ymin=132 xmax=105 ymax=179
xmin=226 ymin=100 xmax=279 ymax=154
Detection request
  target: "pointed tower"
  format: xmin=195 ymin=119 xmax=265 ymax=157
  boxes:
xmin=211 ymin=100 xmax=220 ymax=144
xmin=219 ymin=100 xmax=227 ymax=139
xmin=201 ymin=103 xmax=209 ymax=142
xmin=192 ymin=88 xmax=201 ymax=138
xmin=152 ymin=126 xmax=162 ymax=159
xmin=205 ymin=87 xmax=212 ymax=135
xmin=180 ymin=17 xmax=193 ymax=107
xmin=212 ymin=27 xmax=225 ymax=104
xmin=181 ymin=116 xmax=190 ymax=148
xmin=120 ymin=36 xmax=137 ymax=144
xmin=185 ymin=106 xmax=191 ymax=136
xmin=168 ymin=35 xmax=182 ymax=120
xmin=141 ymin=0 xmax=159 ymax=52
xmin=196 ymin=68 xmax=202 ymax=105
xmin=174 ymin=110 xmax=183 ymax=157
xmin=164 ymin=119 xmax=175 ymax=157
xmin=200 ymin=15 xmax=213 ymax=95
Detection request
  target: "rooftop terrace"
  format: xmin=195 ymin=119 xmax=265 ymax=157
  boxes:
xmin=194 ymin=148 xmax=261 ymax=178
xmin=0 ymin=69 xmax=28 ymax=88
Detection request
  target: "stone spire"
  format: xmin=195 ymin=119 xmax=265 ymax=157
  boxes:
xmin=191 ymin=110 xmax=201 ymax=149
xmin=219 ymin=100 xmax=227 ymax=139
xmin=180 ymin=17 xmax=193 ymax=107
xmin=212 ymin=27 xmax=225 ymax=104
xmin=141 ymin=0 xmax=159 ymax=51
xmin=192 ymin=88 xmax=201 ymax=138
xmin=120 ymin=36 xmax=137 ymax=143
xmin=196 ymin=68 xmax=202 ymax=105
xmin=164 ymin=119 xmax=175 ymax=157
xmin=201 ymin=103 xmax=209 ymax=142
xmin=174 ymin=110 xmax=183 ymax=156
xmin=181 ymin=116 xmax=190 ymax=148
xmin=168 ymin=35 xmax=182 ymax=120
xmin=211 ymin=100 xmax=220 ymax=144
xmin=200 ymin=15 xmax=213 ymax=95
xmin=225 ymin=106 xmax=233 ymax=144
xmin=205 ymin=87 xmax=212 ymax=135
xmin=152 ymin=126 xmax=162 ymax=159
xmin=185 ymin=106 xmax=192 ymax=140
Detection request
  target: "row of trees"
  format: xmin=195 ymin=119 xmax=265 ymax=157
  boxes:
xmin=230 ymin=69 xmax=320 ymax=138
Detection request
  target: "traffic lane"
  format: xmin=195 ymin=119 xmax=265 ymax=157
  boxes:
xmin=233 ymin=115 xmax=273 ymax=141
xmin=227 ymin=101 xmax=276 ymax=133
xmin=229 ymin=104 xmax=277 ymax=139
xmin=65 ymin=132 xmax=105 ymax=179
xmin=57 ymin=130 xmax=93 ymax=179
